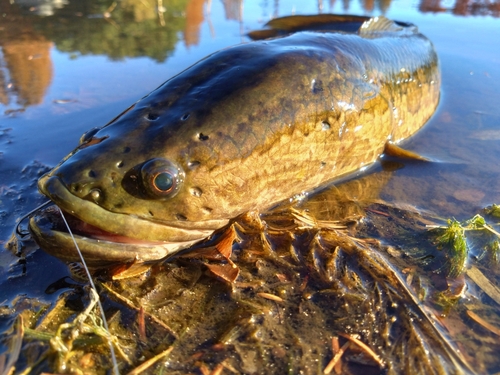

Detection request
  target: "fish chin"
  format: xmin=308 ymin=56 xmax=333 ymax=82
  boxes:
xmin=29 ymin=205 xmax=203 ymax=266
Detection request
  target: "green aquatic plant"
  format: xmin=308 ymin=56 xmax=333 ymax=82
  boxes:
xmin=434 ymin=219 xmax=468 ymax=278
xmin=484 ymin=204 xmax=500 ymax=218
xmin=485 ymin=240 xmax=500 ymax=264
xmin=465 ymin=214 xmax=487 ymax=230
xmin=431 ymin=213 xmax=500 ymax=277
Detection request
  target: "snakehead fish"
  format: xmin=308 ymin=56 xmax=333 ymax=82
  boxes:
xmin=29 ymin=14 xmax=440 ymax=266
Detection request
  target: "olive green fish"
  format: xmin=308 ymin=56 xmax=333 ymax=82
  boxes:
xmin=29 ymin=14 xmax=440 ymax=266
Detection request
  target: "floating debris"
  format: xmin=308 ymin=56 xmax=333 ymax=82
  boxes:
xmin=466 ymin=310 xmax=500 ymax=337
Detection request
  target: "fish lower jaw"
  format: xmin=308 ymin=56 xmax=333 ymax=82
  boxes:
xmin=28 ymin=205 xmax=207 ymax=267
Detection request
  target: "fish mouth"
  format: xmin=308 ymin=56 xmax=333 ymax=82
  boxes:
xmin=29 ymin=207 xmax=203 ymax=266
xmin=29 ymin=175 xmax=226 ymax=266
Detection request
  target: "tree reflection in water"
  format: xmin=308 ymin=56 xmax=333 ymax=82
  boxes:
xmin=1 ymin=0 xmax=498 ymax=110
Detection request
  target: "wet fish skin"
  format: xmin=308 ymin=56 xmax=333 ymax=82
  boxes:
xmin=30 ymin=15 xmax=440 ymax=265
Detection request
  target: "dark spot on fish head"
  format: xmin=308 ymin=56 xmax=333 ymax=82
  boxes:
xmin=123 ymin=147 xmax=131 ymax=153
xmin=69 ymin=182 xmax=81 ymax=194
xmin=311 ymin=78 xmax=324 ymax=94
xmin=145 ymin=113 xmax=160 ymax=121
xmin=198 ymin=133 xmax=209 ymax=141
xmin=187 ymin=161 xmax=200 ymax=170
xmin=116 ymin=161 xmax=124 ymax=168
xmin=88 ymin=170 xmax=96 ymax=178
xmin=176 ymin=213 xmax=187 ymax=221
xmin=190 ymin=187 xmax=203 ymax=197
xmin=181 ymin=113 xmax=190 ymax=121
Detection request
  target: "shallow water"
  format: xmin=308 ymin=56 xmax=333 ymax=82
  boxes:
xmin=1 ymin=0 xmax=500 ymax=373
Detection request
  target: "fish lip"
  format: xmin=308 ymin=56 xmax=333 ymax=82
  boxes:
xmin=38 ymin=175 xmax=222 ymax=242
xmin=28 ymin=207 xmax=201 ymax=266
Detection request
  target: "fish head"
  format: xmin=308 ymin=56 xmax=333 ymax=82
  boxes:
xmin=30 ymin=84 xmax=235 ymax=266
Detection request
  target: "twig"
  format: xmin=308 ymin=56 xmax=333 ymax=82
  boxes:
xmin=337 ymin=333 xmax=384 ymax=368
xmin=126 ymin=346 xmax=173 ymax=375
xmin=324 ymin=339 xmax=349 ymax=374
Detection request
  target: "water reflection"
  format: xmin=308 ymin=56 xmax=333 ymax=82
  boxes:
xmin=221 ymin=0 xmax=243 ymax=20
xmin=184 ymin=0 xmax=205 ymax=46
xmin=0 ymin=2 xmax=53 ymax=107
xmin=15 ymin=0 xmax=68 ymax=16
xmin=1 ymin=0 xmax=499 ymax=111
xmin=419 ymin=0 xmax=500 ymax=16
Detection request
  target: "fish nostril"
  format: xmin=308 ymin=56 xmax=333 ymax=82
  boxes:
xmin=116 ymin=161 xmax=124 ymax=168
xmin=175 ymin=213 xmax=187 ymax=221
xmin=190 ymin=187 xmax=203 ymax=197
xmin=70 ymin=183 xmax=81 ymax=193
xmin=198 ymin=133 xmax=209 ymax=141
xmin=181 ymin=113 xmax=190 ymax=121
xmin=145 ymin=113 xmax=160 ymax=121
xmin=89 ymin=189 xmax=101 ymax=202
xmin=88 ymin=170 xmax=96 ymax=178
xmin=187 ymin=161 xmax=200 ymax=169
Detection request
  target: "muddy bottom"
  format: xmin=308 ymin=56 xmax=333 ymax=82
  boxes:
xmin=3 ymin=171 xmax=500 ymax=375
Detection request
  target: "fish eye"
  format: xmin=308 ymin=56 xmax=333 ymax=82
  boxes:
xmin=154 ymin=172 xmax=174 ymax=192
xmin=79 ymin=127 xmax=100 ymax=145
xmin=141 ymin=158 xmax=184 ymax=198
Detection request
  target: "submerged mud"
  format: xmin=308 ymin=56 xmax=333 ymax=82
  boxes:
xmin=6 ymin=170 xmax=500 ymax=374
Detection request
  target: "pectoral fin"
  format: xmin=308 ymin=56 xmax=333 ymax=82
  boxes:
xmin=383 ymin=142 xmax=430 ymax=161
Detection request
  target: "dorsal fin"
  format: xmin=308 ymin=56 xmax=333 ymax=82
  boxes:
xmin=359 ymin=16 xmax=415 ymax=37
xmin=265 ymin=14 xmax=368 ymax=31
xmin=248 ymin=14 xmax=370 ymax=41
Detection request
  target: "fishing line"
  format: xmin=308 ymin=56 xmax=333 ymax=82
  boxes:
xmin=15 ymin=200 xmax=52 ymax=240
xmin=58 ymin=207 xmax=120 ymax=375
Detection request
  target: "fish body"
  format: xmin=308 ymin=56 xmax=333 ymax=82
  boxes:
xmin=30 ymin=15 xmax=440 ymax=266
